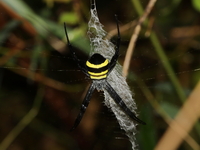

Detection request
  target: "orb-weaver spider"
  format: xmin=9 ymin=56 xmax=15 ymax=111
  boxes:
xmin=64 ymin=16 xmax=146 ymax=131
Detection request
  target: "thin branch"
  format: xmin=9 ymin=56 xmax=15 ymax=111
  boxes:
xmin=122 ymin=0 xmax=157 ymax=77
xmin=106 ymin=20 xmax=137 ymax=40
xmin=128 ymin=0 xmax=186 ymax=102
xmin=6 ymin=66 xmax=83 ymax=92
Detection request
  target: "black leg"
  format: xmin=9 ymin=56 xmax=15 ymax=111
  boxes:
xmin=104 ymin=81 xmax=146 ymax=125
xmin=64 ymin=23 xmax=88 ymax=75
xmin=108 ymin=15 xmax=121 ymax=73
xmin=70 ymin=83 xmax=96 ymax=131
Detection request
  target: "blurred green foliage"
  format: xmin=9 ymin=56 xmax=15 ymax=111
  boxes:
xmin=192 ymin=0 xmax=200 ymax=12
xmin=0 ymin=0 xmax=200 ymax=150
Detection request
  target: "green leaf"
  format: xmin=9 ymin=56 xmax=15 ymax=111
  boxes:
xmin=59 ymin=12 xmax=79 ymax=25
xmin=2 ymin=0 xmax=90 ymax=54
xmin=160 ymin=101 xmax=179 ymax=118
xmin=138 ymin=104 xmax=157 ymax=150
xmin=192 ymin=0 xmax=200 ymax=12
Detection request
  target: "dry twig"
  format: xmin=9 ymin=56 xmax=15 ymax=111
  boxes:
xmin=122 ymin=0 xmax=157 ymax=77
xmin=155 ymin=81 xmax=200 ymax=150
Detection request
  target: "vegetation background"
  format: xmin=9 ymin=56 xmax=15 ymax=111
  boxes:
xmin=0 ymin=0 xmax=200 ymax=150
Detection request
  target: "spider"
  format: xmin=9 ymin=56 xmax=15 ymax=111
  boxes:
xmin=64 ymin=16 xmax=146 ymax=131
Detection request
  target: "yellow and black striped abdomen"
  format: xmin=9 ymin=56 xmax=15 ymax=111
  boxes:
xmin=86 ymin=53 xmax=109 ymax=80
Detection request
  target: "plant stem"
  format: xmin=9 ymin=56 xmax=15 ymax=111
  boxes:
xmin=0 ymin=86 xmax=44 ymax=150
xmin=131 ymin=0 xmax=186 ymax=102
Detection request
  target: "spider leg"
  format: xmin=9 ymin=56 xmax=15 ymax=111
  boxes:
xmin=104 ymin=81 xmax=146 ymax=125
xmin=108 ymin=15 xmax=121 ymax=73
xmin=70 ymin=83 xmax=96 ymax=131
xmin=64 ymin=23 xmax=88 ymax=75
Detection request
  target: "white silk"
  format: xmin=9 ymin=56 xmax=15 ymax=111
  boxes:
xmin=87 ymin=1 xmax=139 ymax=149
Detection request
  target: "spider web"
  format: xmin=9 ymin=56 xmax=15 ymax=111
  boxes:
xmin=87 ymin=1 xmax=139 ymax=149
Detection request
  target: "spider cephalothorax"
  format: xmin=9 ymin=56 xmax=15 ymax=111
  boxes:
xmin=64 ymin=15 xmax=145 ymax=131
